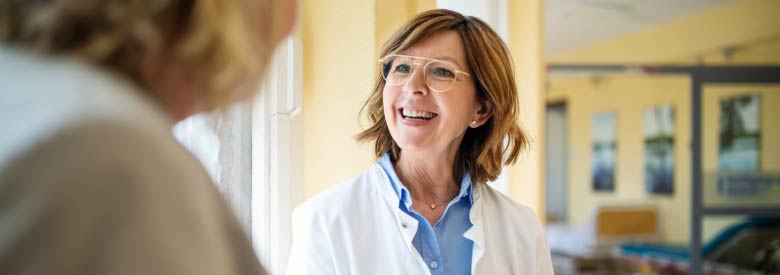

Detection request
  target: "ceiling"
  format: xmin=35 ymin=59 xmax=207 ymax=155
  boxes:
xmin=545 ymin=0 xmax=736 ymax=56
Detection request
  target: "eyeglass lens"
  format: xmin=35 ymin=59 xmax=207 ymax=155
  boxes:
xmin=381 ymin=56 xmax=459 ymax=92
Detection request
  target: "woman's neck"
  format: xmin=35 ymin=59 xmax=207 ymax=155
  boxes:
xmin=394 ymin=150 xmax=459 ymax=204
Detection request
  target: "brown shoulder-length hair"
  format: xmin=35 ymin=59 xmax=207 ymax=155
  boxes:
xmin=356 ymin=9 xmax=529 ymax=184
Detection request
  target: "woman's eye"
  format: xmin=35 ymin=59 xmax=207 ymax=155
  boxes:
xmin=395 ymin=64 xmax=412 ymax=73
xmin=433 ymin=67 xmax=455 ymax=78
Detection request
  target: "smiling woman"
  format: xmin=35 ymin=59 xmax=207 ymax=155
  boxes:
xmin=287 ymin=9 xmax=553 ymax=275
xmin=359 ymin=11 xmax=529 ymax=185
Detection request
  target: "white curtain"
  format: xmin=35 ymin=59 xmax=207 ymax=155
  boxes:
xmin=172 ymin=102 xmax=254 ymax=230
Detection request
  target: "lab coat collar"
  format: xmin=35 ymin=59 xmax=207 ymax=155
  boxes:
xmin=377 ymin=154 xmax=411 ymax=207
xmin=372 ymin=162 xmax=485 ymax=274
xmin=377 ymin=152 xmax=473 ymax=210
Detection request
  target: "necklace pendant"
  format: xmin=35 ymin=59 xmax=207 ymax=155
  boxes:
xmin=430 ymin=204 xmax=437 ymax=209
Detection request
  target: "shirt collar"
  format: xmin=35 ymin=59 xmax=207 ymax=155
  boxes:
xmin=377 ymin=152 xmax=473 ymax=209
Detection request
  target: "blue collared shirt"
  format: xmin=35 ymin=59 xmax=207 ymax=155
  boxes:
xmin=378 ymin=153 xmax=473 ymax=275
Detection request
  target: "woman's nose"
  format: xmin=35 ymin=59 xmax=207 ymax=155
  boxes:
xmin=402 ymin=67 xmax=429 ymax=96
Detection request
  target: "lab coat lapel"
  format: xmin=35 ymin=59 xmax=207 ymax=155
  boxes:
xmin=395 ymin=209 xmax=421 ymax=257
xmin=372 ymin=164 xmax=430 ymax=272
xmin=464 ymin=184 xmax=485 ymax=275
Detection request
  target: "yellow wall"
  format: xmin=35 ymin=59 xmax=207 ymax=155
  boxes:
xmin=302 ymin=0 xmax=432 ymax=199
xmin=697 ymin=36 xmax=780 ymax=64
xmin=548 ymin=77 xmax=780 ymax=244
xmin=547 ymin=0 xmax=780 ymax=244
xmin=507 ymin=0 xmax=547 ymax=218
xmin=302 ymin=0 xmax=376 ymax=199
xmin=375 ymin=0 xmax=435 ymax=51
xmin=548 ymin=75 xmax=692 ymax=243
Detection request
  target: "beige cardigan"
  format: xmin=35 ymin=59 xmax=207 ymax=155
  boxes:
xmin=0 ymin=47 xmax=265 ymax=275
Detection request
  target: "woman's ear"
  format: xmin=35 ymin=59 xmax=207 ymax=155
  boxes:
xmin=469 ymin=99 xmax=493 ymax=128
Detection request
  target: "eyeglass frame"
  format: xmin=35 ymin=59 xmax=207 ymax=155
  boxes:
xmin=378 ymin=54 xmax=472 ymax=93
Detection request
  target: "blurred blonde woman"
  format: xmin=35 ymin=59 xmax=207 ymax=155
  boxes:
xmin=287 ymin=9 xmax=553 ymax=275
xmin=0 ymin=0 xmax=294 ymax=274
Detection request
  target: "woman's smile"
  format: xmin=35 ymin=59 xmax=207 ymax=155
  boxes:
xmin=399 ymin=107 xmax=439 ymax=126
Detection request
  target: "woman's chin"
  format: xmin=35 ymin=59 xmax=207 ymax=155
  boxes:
xmin=396 ymin=138 xmax=437 ymax=155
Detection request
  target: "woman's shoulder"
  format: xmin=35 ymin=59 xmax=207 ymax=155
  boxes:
xmin=0 ymin=48 xmax=199 ymax=197
xmin=476 ymin=184 xmax=544 ymax=229
xmin=292 ymin=164 xmax=386 ymax=221
xmin=0 ymin=47 xmax=172 ymax=161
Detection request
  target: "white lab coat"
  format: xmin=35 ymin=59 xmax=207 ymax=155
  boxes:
xmin=287 ymin=163 xmax=554 ymax=275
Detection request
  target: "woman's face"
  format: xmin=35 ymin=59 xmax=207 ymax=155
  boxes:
xmin=382 ymin=30 xmax=489 ymax=157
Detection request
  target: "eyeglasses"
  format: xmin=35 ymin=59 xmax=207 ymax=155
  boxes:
xmin=379 ymin=54 xmax=471 ymax=93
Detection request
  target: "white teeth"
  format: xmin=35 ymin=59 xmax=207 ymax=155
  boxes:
xmin=402 ymin=109 xmax=435 ymax=119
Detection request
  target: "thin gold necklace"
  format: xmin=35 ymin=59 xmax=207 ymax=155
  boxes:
xmin=395 ymin=163 xmax=455 ymax=210
xmin=409 ymin=183 xmax=458 ymax=210
xmin=413 ymin=197 xmax=449 ymax=210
